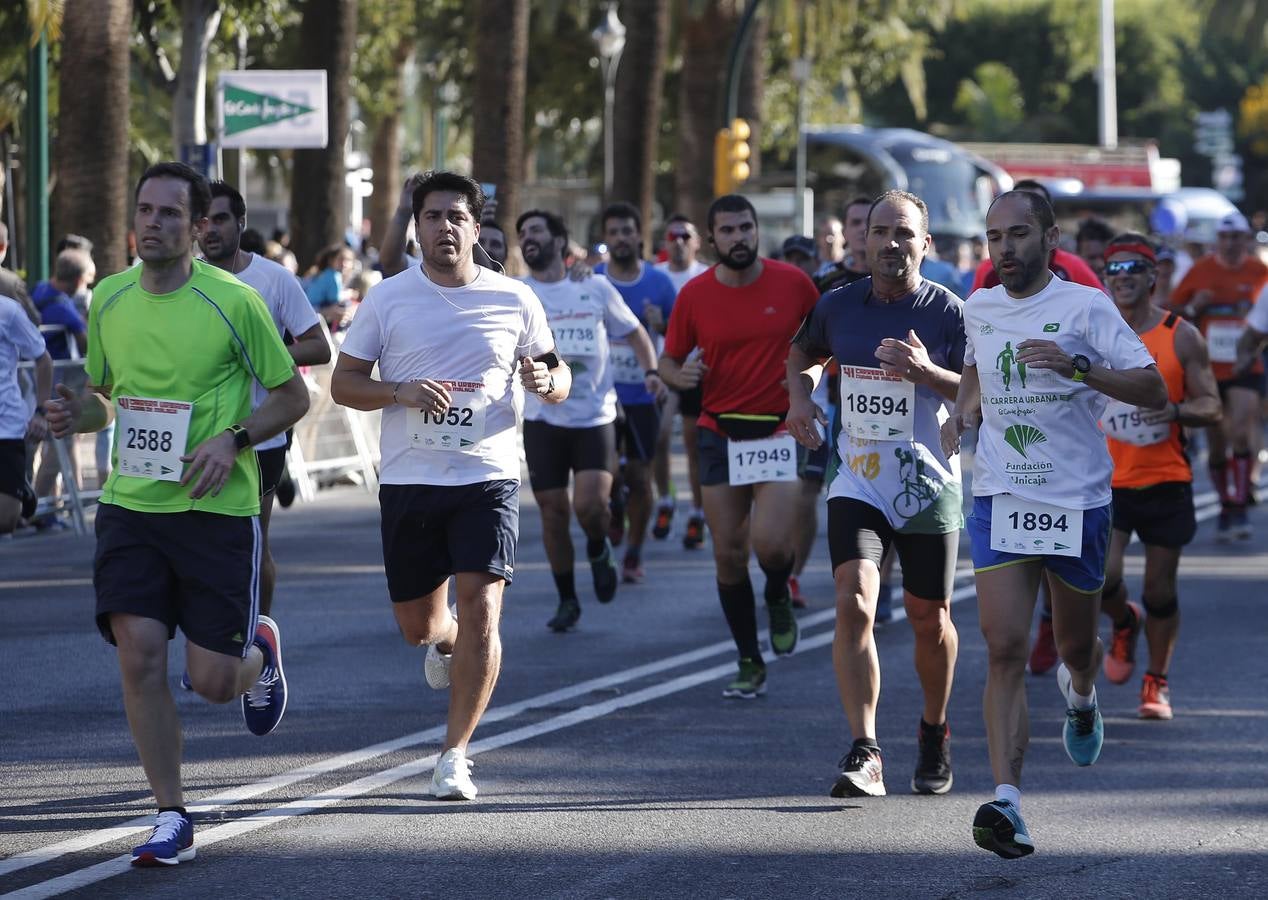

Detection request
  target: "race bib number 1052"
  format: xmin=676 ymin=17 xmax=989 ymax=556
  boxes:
xmin=407 ymin=381 xmax=487 ymax=452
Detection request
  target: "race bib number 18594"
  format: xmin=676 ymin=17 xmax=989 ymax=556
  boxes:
xmin=115 ymin=396 xmax=193 ymax=482
xmin=839 ymin=365 xmax=915 ymax=440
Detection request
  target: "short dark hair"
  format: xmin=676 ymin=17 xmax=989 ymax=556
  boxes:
xmin=988 ymin=189 xmax=1056 ymax=232
xmin=706 ymin=193 xmax=758 ymax=232
xmin=868 ymin=189 xmax=930 ymax=237
xmin=1076 ymin=217 xmax=1115 ymax=248
xmin=844 ymin=195 xmax=874 ymax=215
xmin=56 ymin=233 xmax=93 ymax=255
xmin=1011 ymin=179 xmax=1052 ymax=204
xmin=210 ymin=180 xmax=247 ymax=220
xmin=411 ymin=170 xmax=486 ymax=223
xmin=515 ymin=209 xmax=569 ymax=258
xmin=241 ymin=228 xmax=266 ymax=254
xmin=601 ymin=201 xmax=642 ymax=233
xmin=53 ymin=248 xmax=92 ymax=283
xmin=135 ymin=161 xmax=211 ymax=221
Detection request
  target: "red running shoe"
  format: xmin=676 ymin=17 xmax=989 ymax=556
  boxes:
xmin=1028 ymin=617 xmax=1058 ymax=676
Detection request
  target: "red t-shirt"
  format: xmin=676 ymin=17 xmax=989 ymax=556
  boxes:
xmin=663 ymin=259 xmax=820 ymax=434
xmin=970 ymin=248 xmax=1104 ymax=294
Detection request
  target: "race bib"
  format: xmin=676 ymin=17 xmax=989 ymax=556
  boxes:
xmin=1206 ymin=321 xmax=1244 ymax=364
xmin=839 ymin=365 xmax=915 ymax=440
xmin=552 ymin=310 xmax=599 ymax=357
xmin=610 ymin=341 xmax=643 ymax=385
xmin=990 ymin=494 xmax=1083 ymax=557
xmin=115 ymin=396 xmax=193 ymax=482
xmin=728 ymin=434 xmax=797 ymax=486
xmin=1099 ymin=399 xmax=1169 ymax=447
xmin=407 ymin=381 xmax=487 ymax=452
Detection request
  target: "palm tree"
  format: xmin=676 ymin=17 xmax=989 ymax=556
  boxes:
xmin=56 ymin=0 xmax=131 ymax=278
xmin=471 ymin=0 xmax=529 ymax=230
xmin=289 ymin=0 xmax=358 ymax=274
xmin=612 ymin=0 xmax=671 ymax=247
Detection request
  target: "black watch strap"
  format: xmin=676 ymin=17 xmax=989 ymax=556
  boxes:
xmin=227 ymin=424 xmax=251 ymax=451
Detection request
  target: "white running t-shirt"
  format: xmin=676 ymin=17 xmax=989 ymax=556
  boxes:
xmin=655 ymin=259 xmax=710 ymax=294
xmin=340 ymin=265 xmax=554 ymax=485
xmin=965 ymin=277 xmax=1156 ymax=509
xmin=521 ymin=275 xmax=639 ymax=429
xmin=234 ymin=253 xmax=322 ymax=451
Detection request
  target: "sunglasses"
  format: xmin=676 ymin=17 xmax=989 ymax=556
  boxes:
xmin=1104 ymin=259 xmax=1153 ymax=276
xmin=666 ymin=232 xmax=692 ymax=242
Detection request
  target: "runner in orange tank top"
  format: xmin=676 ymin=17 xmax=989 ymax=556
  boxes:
xmin=1100 ymin=234 xmax=1221 ymax=721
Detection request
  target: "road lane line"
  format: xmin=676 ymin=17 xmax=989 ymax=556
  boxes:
xmin=2 ymin=493 xmax=1230 ymax=889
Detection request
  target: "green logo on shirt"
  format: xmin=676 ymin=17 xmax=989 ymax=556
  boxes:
xmin=1004 ymin=424 xmax=1048 ymax=458
xmin=1043 ymin=323 xmax=1060 ymax=333
xmin=996 ymin=341 xmax=1027 ymax=392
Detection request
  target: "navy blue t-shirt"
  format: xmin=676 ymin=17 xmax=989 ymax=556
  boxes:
xmin=32 ymin=281 xmax=86 ymax=360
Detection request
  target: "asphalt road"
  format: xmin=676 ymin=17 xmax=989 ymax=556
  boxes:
xmin=2 ymin=464 xmax=1267 ymax=899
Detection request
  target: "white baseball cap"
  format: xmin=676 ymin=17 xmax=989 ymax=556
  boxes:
xmin=1217 ymin=211 xmax=1251 ymax=234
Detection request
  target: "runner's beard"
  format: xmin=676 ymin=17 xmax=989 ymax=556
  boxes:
xmin=997 ymin=253 xmax=1044 ymax=293
xmin=202 ymin=239 xmax=238 ymax=265
xmin=522 ymin=240 xmax=553 ymax=272
xmin=718 ymin=243 xmax=755 ymax=270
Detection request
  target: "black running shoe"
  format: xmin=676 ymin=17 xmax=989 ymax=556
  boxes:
xmin=547 ymin=598 xmax=581 ymax=632
xmin=973 ymin=799 xmax=1034 ymax=859
xmin=911 ymin=721 xmax=953 ymax=795
xmin=590 ymin=540 xmax=619 ymax=603
xmin=830 ymin=745 xmax=885 ymax=798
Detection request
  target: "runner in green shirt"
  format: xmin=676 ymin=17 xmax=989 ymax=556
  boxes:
xmin=46 ymin=161 xmax=309 ymax=868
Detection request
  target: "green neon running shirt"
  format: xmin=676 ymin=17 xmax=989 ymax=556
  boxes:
xmin=87 ymin=259 xmax=296 ymax=516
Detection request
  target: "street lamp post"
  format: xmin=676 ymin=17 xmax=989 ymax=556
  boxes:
xmin=592 ymin=2 xmax=626 ymax=202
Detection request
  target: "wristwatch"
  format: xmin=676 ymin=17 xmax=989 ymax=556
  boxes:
xmin=226 ymin=423 xmax=252 ymax=451
xmin=1071 ymin=354 xmax=1092 ymax=383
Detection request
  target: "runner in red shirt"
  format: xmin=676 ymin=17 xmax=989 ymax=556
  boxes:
xmin=660 ymin=194 xmax=819 ymax=699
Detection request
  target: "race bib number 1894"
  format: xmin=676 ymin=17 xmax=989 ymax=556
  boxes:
xmin=115 ymin=396 xmax=193 ymax=482
xmin=989 ymin=494 xmax=1083 ymax=557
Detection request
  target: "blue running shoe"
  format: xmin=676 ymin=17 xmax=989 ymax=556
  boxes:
xmin=131 ymin=810 xmax=195 ymax=867
xmin=242 ymin=615 xmax=288 ymax=736
xmin=972 ymin=799 xmax=1034 ymax=859
xmin=1057 ymin=663 xmax=1103 ymax=766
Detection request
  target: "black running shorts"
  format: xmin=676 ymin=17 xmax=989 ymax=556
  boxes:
xmin=0 ymin=438 xmax=26 ymax=500
xmin=615 ymin=402 xmax=660 ymax=463
xmin=1218 ymin=371 xmax=1267 ymax=399
xmin=677 ymin=385 xmax=703 ymax=417
xmin=378 ymin=479 xmax=519 ymax=602
xmin=1111 ymin=481 xmax=1196 ymax=548
xmin=523 ymin=420 xmax=615 ymax=491
xmin=256 ymin=446 xmax=288 ymax=497
xmin=93 ymin=503 xmax=261 ymax=658
xmin=828 ymin=496 xmax=959 ymax=601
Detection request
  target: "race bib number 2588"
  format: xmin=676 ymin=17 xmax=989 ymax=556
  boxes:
xmin=115 ymin=396 xmax=193 ymax=482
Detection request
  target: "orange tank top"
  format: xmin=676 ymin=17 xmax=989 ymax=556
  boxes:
xmin=1108 ymin=312 xmax=1191 ymax=488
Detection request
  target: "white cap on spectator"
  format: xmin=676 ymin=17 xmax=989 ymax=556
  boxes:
xmin=1217 ymin=211 xmax=1251 ymax=234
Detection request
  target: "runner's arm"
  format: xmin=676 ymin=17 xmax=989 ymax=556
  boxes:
xmin=380 ymin=173 xmax=425 ymax=277
xmin=940 ymin=364 xmax=981 ymax=456
xmin=289 ymin=323 xmax=333 ymax=367
xmin=45 ymin=383 xmax=113 ymax=438
xmin=1172 ymin=321 xmax=1222 ymax=427
xmin=1016 ymin=339 xmax=1168 ymax=409
xmin=624 ymin=324 xmax=666 ymax=398
xmin=235 ymin=371 xmax=310 ymax=445
xmin=519 ymin=350 xmax=571 ymax=404
xmin=786 ymin=342 xmax=829 ymax=449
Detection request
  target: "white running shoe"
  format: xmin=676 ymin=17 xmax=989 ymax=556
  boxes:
xmin=431 ymin=747 xmax=477 ymax=800
xmin=424 ymin=643 xmax=453 ymax=690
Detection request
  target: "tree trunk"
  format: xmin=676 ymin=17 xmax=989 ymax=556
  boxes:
xmin=368 ymin=110 xmax=402 ymax=249
xmin=56 ymin=0 xmax=132 ymax=279
xmin=612 ymin=0 xmax=670 ymax=248
xmin=738 ymin=11 xmax=766 ymax=179
xmin=676 ymin=0 xmax=742 ymax=233
xmin=171 ymin=0 xmax=222 ymax=157
xmin=289 ymin=0 xmax=358 ymax=273
xmin=471 ymin=0 xmax=529 ymax=230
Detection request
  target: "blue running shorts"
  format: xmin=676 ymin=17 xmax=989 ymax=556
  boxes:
xmin=967 ymin=495 xmax=1111 ymax=594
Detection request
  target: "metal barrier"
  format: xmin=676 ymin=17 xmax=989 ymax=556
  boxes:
xmin=14 ymin=328 xmax=380 ymax=535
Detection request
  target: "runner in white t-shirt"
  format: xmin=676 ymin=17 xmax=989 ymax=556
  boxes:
xmin=940 ymin=190 xmax=1166 ymax=860
xmin=332 ymin=173 xmax=568 ymax=801
xmin=517 ymin=208 xmax=661 ymax=631
xmin=199 ymin=180 xmax=330 ymax=616
xmin=0 ymin=296 xmax=51 ymax=535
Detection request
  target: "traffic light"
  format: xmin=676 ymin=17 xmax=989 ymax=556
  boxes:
xmin=713 ymin=117 xmax=752 ymax=197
